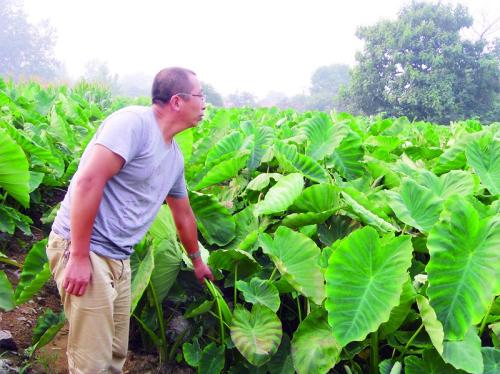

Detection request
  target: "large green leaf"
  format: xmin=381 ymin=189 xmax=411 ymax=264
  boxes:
xmin=326 ymin=131 xmax=365 ymax=180
xmin=418 ymin=170 xmax=475 ymax=199
xmin=0 ymin=128 xmax=30 ymax=207
xmin=416 ymin=295 xmax=444 ymax=354
xmin=49 ymin=105 xmax=77 ymax=152
xmin=206 ymin=131 xmax=244 ymax=166
xmin=341 ymin=190 xmax=398 ymax=233
xmin=266 ymin=334 xmax=294 ymax=374
xmin=254 ymin=173 xmax=303 ymax=216
xmin=442 ymin=328 xmax=483 ymax=374
xmin=198 ymin=343 xmax=225 ymax=374
xmin=260 ymin=226 xmax=325 ymax=305
xmin=432 ymin=133 xmax=471 ymax=175
xmin=0 ymin=204 xmax=33 ymax=235
xmin=380 ymin=277 xmax=416 ymax=337
xmin=404 ymin=350 xmax=465 ymax=374
xmin=291 ymin=309 xmax=341 ymax=374
xmin=292 ymin=183 xmax=340 ymax=213
xmin=325 ymin=227 xmax=413 ymax=346
xmin=230 ymin=304 xmax=282 ymax=367
xmin=465 ymin=133 xmax=500 ymax=195
xmin=209 ymin=248 xmax=261 ymax=279
xmin=31 ymin=308 xmax=65 ymax=350
xmin=0 ymin=271 xmax=15 ymax=311
xmin=282 ymin=210 xmax=336 ymax=229
xmin=190 ymin=191 xmax=236 ymax=246
xmin=0 ymin=119 xmax=65 ymax=177
xmin=224 ymin=206 xmax=259 ymax=251
xmin=246 ymin=173 xmax=282 ymax=191
xmin=150 ymin=238 xmax=182 ymax=303
xmin=15 ymin=239 xmax=51 ymax=305
xmin=426 ymin=196 xmax=500 ymax=340
xmin=386 ymin=179 xmax=443 ymax=233
xmin=236 ymin=278 xmax=280 ymax=312
xmin=130 ymin=245 xmax=155 ymax=313
xmin=303 ymin=113 xmax=349 ymax=161
xmin=175 ymin=128 xmax=193 ymax=162
xmin=482 ymin=347 xmax=500 ymax=374
xmin=275 ymin=142 xmax=329 ymax=183
xmin=147 ymin=206 xmax=183 ymax=302
xmin=242 ymin=123 xmax=274 ymax=170
xmin=193 ymin=152 xmax=249 ymax=190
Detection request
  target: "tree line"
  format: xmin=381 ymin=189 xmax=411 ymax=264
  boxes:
xmin=2 ymin=0 xmax=499 ymax=124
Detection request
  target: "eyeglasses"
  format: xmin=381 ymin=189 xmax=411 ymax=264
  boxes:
xmin=177 ymin=92 xmax=205 ymax=101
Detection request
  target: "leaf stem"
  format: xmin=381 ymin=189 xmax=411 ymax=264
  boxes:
xmin=370 ymin=330 xmax=379 ymax=374
xmin=149 ymin=284 xmax=168 ymax=364
xmin=296 ymin=296 xmax=302 ymax=323
xmin=479 ymin=297 xmax=494 ymax=337
xmin=234 ymin=263 xmax=238 ymax=307
xmin=399 ymin=324 xmax=424 ymax=359
xmin=268 ymin=267 xmax=277 ymax=282
xmin=0 ymin=257 xmax=22 ymax=268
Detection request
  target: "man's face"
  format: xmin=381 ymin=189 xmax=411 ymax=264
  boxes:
xmin=180 ymin=75 xmax=206 ymax=127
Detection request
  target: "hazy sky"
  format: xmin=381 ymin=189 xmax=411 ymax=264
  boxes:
xmin=23 ymin=0 xmax=499 ymax=98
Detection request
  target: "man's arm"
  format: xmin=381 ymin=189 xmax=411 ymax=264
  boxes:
xmin=166 ymin=195 xmax=214 ymax=283
xmin=64 ymin=144 xmax=124 ymax=296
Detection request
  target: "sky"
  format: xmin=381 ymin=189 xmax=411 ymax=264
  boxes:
xmin=23 ymin=0 xmax=500 ymax=98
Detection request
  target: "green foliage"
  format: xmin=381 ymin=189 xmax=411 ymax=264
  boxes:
xmin=230 ymin=304 xmax=282 ymax=367
xmin=426 ymin=196 xmax=499 ymax=340
xmin=14 ymin=239 xmax=51 ymax=305
xmin=325 ymin=227 xmax=413 ymax=346
xmin=0 ymin=270 xmax=15 ymax=311
xmin=346 ymin=2 xmax=500 ymax=123
xmin=31 ymin=308 xmax=65 ymax=352
xmin=1 ymin=80 xmax=498 ymax=373
xmin=291 ymin=309 xmax=341 ymax=374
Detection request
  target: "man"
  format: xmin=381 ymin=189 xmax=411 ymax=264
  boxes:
xmin=46 ymin=67 xmax=214 ymax=373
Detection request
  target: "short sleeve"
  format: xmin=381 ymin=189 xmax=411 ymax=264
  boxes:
xmin=94 ymin=110 xmax=143 ymax=165
xmin=168 ymin=168 xmax=188 ymax=198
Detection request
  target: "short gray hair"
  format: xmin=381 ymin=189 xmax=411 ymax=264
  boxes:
xmin=151 ymin=67 xmax=196 ymax=104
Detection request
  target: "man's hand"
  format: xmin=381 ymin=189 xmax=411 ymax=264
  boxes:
xmin=192 ymin=258 xmax=214 ymax=284
xmin=63 ymin=255 xmax=92 ymax=296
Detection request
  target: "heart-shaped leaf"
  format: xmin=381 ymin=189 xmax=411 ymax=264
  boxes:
xmin=275 ymin=142 xmax=329 ymax=183
xmin=260 ymin=226 xmax=325 ymax=305
xmin=230 ymin=304 xmax=282 ymax=367
xmin=465 ymin=132 xmax=500 ymax=195
xmin=254 ymin=173 xmax=303 ymax=215
xmin=190 ymin=191 xmax=236 ymax=246
xmin=426 ymin=196 xmax=500 ymax=340
xmin=0 ymin=128 xmax=30 ymax=207
xmin=291 ymin=309 xmax=341 ymax=374
xmin=386 ymin=179 xmax=443 ymax=233
xmin=236 ymin=278 xmax=280 ymax=312
xmin=325 ymin=227 xmax=413 ymax=346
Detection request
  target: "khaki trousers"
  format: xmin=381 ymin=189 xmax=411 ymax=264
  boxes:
xmin=46 ymin=231 xmax=131 ymax=374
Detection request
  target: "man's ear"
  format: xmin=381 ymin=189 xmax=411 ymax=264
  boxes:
xmin=170 ymin=95 xmax=182 ymax=111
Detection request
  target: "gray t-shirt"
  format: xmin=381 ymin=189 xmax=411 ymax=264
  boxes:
xmin=52 ymin=106 xmax=187 ymax=259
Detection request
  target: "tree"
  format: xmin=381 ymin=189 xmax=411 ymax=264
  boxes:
xmin=346 ymin=1 xmax=500 ymax=124
xmin=202 ymin=82 xmax=224 ymax=106
xmin=0 ymin=0 xmax=61 ymax=80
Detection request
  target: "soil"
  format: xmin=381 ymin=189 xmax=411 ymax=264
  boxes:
xmin=1 ymin=231 xmax=194 ymax=374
